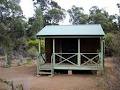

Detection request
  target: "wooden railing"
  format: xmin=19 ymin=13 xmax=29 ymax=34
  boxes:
xmin=80 ymin=53 xmax=100 ymax=66
xmin=52 ymin=53 xmax=100 ymax=66
xmin=37 ymin=53 xmax=46 ymax=65
xmin=54 ymin=53 xmax=78 ymax=66
xmin=37 ymin=52 xmax=101 ymax=67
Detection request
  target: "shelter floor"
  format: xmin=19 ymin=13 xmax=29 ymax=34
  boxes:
xmin=39 ymin=63 xmax=101 ymax=70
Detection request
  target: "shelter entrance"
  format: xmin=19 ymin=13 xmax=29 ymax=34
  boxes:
xmin=55 ymin=38 xmax=78 ymax=53
xmin=55 ymin=38 xmax=78 ymax=65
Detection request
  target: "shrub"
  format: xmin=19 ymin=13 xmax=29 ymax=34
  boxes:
xmin=27 ymin=39 xmax=39 ymax=49
xmin=103 ymin=32 xmax=120 ymax=90
xmin=111 ymin=33 xmax=120 ymax=56
xmin=105 ymin=33 xmax=113 ymax=48
xmin=105 ymin=33 xmax=114 ymax=56
xmin=104 ymin=57 xmax=120 ymax=90
xmin=27 ymin=39 xmax=45 ymax=53
xmin=27 ymin=46 xmax=38 ymax=59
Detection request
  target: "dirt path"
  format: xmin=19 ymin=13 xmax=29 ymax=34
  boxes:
xmin=0 ymin=58 xmax=112 ymax=90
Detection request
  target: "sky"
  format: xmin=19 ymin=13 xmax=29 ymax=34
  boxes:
xmin=20 ymin=0 xmax=120 ymax=24
xmin=20 ymin=0 xmax=35 ymax=18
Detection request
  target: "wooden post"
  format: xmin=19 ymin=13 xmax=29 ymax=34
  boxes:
xmin=38 ymin=39 xmax=41 ymax=54
xmin=37 ymin=39 xmax=41 ymax=75
xmin=103 ymin=39 xmax=105 ymax=68
xmin=52 ymin=38 xmax=55 ymax=76
xmin=68 ymin=70 xmax=72 ymax=75
xmin=100 ymin=37 xmax=104 ymax=70
xmin=78 ymin=38 xmax=80 ymax=66
xmin=53 ymin=38 xmax=55 ymax=64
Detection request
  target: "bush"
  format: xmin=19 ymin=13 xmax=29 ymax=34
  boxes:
xmin=105 ymin=32 xmax=120 ymax=56
xmin=27 ymin=46 xmax=38 ymax=59
xmin=105 ymin=33 xmax=114 ymax=56
xmin=27 ymin=39 xmax=45 ymax=53
xmin=111 ymin=33 xmax=120 ymax=56
xmin=27 ymin=39 xmax=39 ymax=49
xmin=105 ymin=33 xmax=113 ymax=48
xmin=104 ymin=57 xmax=120 ymax=90
xmin=103 ymin=32 xmax=120 ymax=90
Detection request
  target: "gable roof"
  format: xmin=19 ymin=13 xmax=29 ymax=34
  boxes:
xmin=36 ymin=24 xmax=105 ymax=38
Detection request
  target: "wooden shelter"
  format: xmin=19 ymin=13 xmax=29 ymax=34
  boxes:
xmin=36 ymin=24 xmax=105 ymax=75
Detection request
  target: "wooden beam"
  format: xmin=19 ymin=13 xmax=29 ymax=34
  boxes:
xmin=78 ymin=39 xmax=80 ymax=66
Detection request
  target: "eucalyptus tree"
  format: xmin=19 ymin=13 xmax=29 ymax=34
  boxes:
xmin=117 ymin=3 xmax=120 ymax=30
xmin=67 ymin=5 xmax=89 ymax=24
xmin=68 ymin=5 xmax=118 ymax=32
xmin=0 ymin=0 xmax=26 ymax=66
xmin=32 ymin=0 xmax=65 ymax=25
xmin=27 ymin=7 xmax=44 ymax=38
xmin=89 ymin=6 xmax=118 ymax=32
xmin=44 ymin=8 xmax=65 ymax=25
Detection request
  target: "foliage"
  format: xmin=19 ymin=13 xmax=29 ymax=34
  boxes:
xmin=27 ymin=39 xmax=45 ymax=53
xmin=45 ymin=8 xmax=65 ymax=24
xmin=68 ymin=5 xmax=89 ymax=24
xmin=27 ymin=46 xmax=38 ymax=59
xmin=117 ymin=3 xmax=120 ymax=29
xmin=33 ymin=0 xmax=61 ymax=12
xmin=105 ymin=32 xmax=120 ymax=56
xmin=32 ymin=0 xmax=65 ymax=25
xmin=89 ymin=6 xmax=117 ymax=32
xmin=27 ymin=8 xmax=44 ymax=38
xmin=105 ymin=33 xmax=113 ymax=48
xmin=111 ymin=32 xmax=120 ymax=56
xmin=68 ymin=6 xmax=119 ymax=32
xmin=0 ymin=0 xmax=26 ymax=66
xmin=27 ymin=39 xmax=39 ymax=48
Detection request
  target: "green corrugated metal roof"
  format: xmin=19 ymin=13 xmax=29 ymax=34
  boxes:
xmin=36 ymin=24 xmax=105 ymax=38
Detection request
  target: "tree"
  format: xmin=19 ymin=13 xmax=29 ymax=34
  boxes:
xmin=0 ymin=0 xmax=26 ymax=66
xmin=68 ymin=5 xmax=118 ymax=32
xmin=27 ymin=7 xmax=44 ymax=38
xmin=32 ymin=0 xmax=65 ymax=25
xmin=67 ymin=5 xmax=89 ymax=24
xmin=89 ymin=6 xmax=118 ymax=32
xmin=33 ymin=0 xmax=50 ymax=11
xmin=117 ymin=3 xmax=120 ymax=30
xmin=44 ymin=8 xmax=65 ymax=25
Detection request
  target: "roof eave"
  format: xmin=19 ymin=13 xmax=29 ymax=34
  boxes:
xmin=36 ymin=35 xmax=104 ymax=38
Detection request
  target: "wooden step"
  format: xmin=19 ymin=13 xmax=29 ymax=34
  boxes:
xmin=38 ymin=71 xmax=52 ymax=75
xmin=39 ymin=68 xmax=52 ymax=70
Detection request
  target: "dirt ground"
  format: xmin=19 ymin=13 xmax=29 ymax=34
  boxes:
xmin=0 ymin=57 xmax=112 ymax=90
